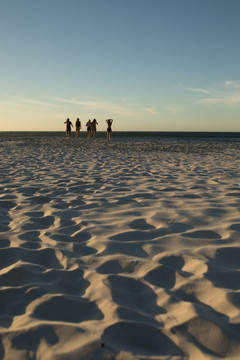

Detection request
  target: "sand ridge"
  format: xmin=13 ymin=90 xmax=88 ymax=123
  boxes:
xmin=0 ymin=136 xmax=240 ymax=359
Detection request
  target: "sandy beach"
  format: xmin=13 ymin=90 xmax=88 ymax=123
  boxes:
xmin=0 ymin=134 xmax=240 ymax=359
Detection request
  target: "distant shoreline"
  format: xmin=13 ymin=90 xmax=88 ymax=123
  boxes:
xmin=1 ymin=131 xmax=240 ymax=140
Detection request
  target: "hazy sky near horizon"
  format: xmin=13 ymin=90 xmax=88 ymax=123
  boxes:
xmin=1 ymin=0 xmax=240 ymax=132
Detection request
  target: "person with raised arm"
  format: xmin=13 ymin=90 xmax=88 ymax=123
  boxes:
xmin=106 ymin=119 xmax=113 ymax=140
xmin=91 ymin=118 xmax=98 ymax=139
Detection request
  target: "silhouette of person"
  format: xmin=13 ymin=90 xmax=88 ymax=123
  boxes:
xmin=106 ymin=119 xmax=113 ymax=140
xmin=86 ymin=119 xmax=92 ymax=139
xmin=91 ymin=119 xmax=98 ymax=139
xmin=75 ymin=118 xmax=81 ymax=137
xmin=64 ymin=118 xmax=73 ymax=138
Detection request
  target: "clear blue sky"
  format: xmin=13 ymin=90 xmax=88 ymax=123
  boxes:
xmin=0 ymin=0 xmax=240 ymax=131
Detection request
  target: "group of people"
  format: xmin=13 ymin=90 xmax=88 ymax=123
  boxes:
xmin=64 ymin=118 xmax=113 ymax=139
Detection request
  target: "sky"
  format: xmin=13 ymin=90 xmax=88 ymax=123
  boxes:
xmin=0 ymin=0 xmax=240 ymax=132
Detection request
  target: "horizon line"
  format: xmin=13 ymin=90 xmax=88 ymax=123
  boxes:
xmin=1 ymin=130 xmax=240 ymax=134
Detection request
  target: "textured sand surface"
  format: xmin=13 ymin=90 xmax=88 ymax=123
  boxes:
xmin=0 ymin=136 xmax=240 ymax=359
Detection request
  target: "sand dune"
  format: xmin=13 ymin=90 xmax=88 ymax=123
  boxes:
xmin=0 ymin=135 xmax=240 ymax=359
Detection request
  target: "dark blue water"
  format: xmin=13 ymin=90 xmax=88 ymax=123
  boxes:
xmin=1 ymin=131 xmax=240 ymax=142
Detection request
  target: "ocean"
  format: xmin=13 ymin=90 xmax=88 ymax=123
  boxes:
xmin=1 ymin=131 xmax=240 ymax=142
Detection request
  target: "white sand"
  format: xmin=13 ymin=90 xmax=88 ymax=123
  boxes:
xmin=0 ymin=135 xmax=240 ymax=359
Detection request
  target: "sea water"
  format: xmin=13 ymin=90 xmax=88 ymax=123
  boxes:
xmin=1 ymin=131 xmax=240 ymax=142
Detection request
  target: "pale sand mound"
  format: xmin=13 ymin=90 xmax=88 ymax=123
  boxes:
xmin=0 ymin=136 xmax=240 ymax=359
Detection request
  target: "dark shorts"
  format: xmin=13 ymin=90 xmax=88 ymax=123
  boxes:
xmin=107 ymin=128 xmax=112 ymax=132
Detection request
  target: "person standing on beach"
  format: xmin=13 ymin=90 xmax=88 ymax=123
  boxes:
xmin=64 ymin=118 xmax=73 ymax=138
xmin=86 ymin=119 xmax=92 ymax=139
xmin=91 ymin=118 xmax=98 ymax=139
xmin=75 ymin=118 xmax=81 ymax=137
xmin=106 ymin=119 xmax=113 ymax=140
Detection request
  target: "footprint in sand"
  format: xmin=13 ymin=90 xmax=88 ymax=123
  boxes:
xmin=160 ymin=255 xmax=193 ymax=277
xmin=22 ymin=214 xmax=55 ymax=231
xmin=96 ymin=259 xmax=124 ymax=274
xmin=184 ymin=230 xmax=221 ymax=240
xmin=0 ymin=286 xmax=47 ymax=329
xmin=172 ymin=314 xmax=240 ymax=358
xmin=205 ymin=246 xmax=240 ymax=290
xmin=116 ymin=306 xmax=162 ymax=326
xmin=0 ymin=247 xmax=63 ymax=271
xmin=144 ymin=264 xmax=176 ymax=289
xmin=31 ymin=294 xmax=103 ymax=323
xmin=101 ymin=242 xmax=148 ymax=258
xmin=229 ymin=223 xmax=240 ymax=231
xmin=102 ymin=321 xmax=184 ymax=357
xmin=7 ymin=324 xmax=63 ymax=351
xmin=0 ymin=199 xmax=17 ymax=231
xmin=129 ymin=218 xmax=155 ymax=230
xmin=110 ymin=229 xmax=167 ymax=242
xmin=105 ymin=274 xmax=165 ymax=315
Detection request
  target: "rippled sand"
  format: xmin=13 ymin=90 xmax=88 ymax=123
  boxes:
xmin=0 ymin=136 xmax=240 ymax=359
